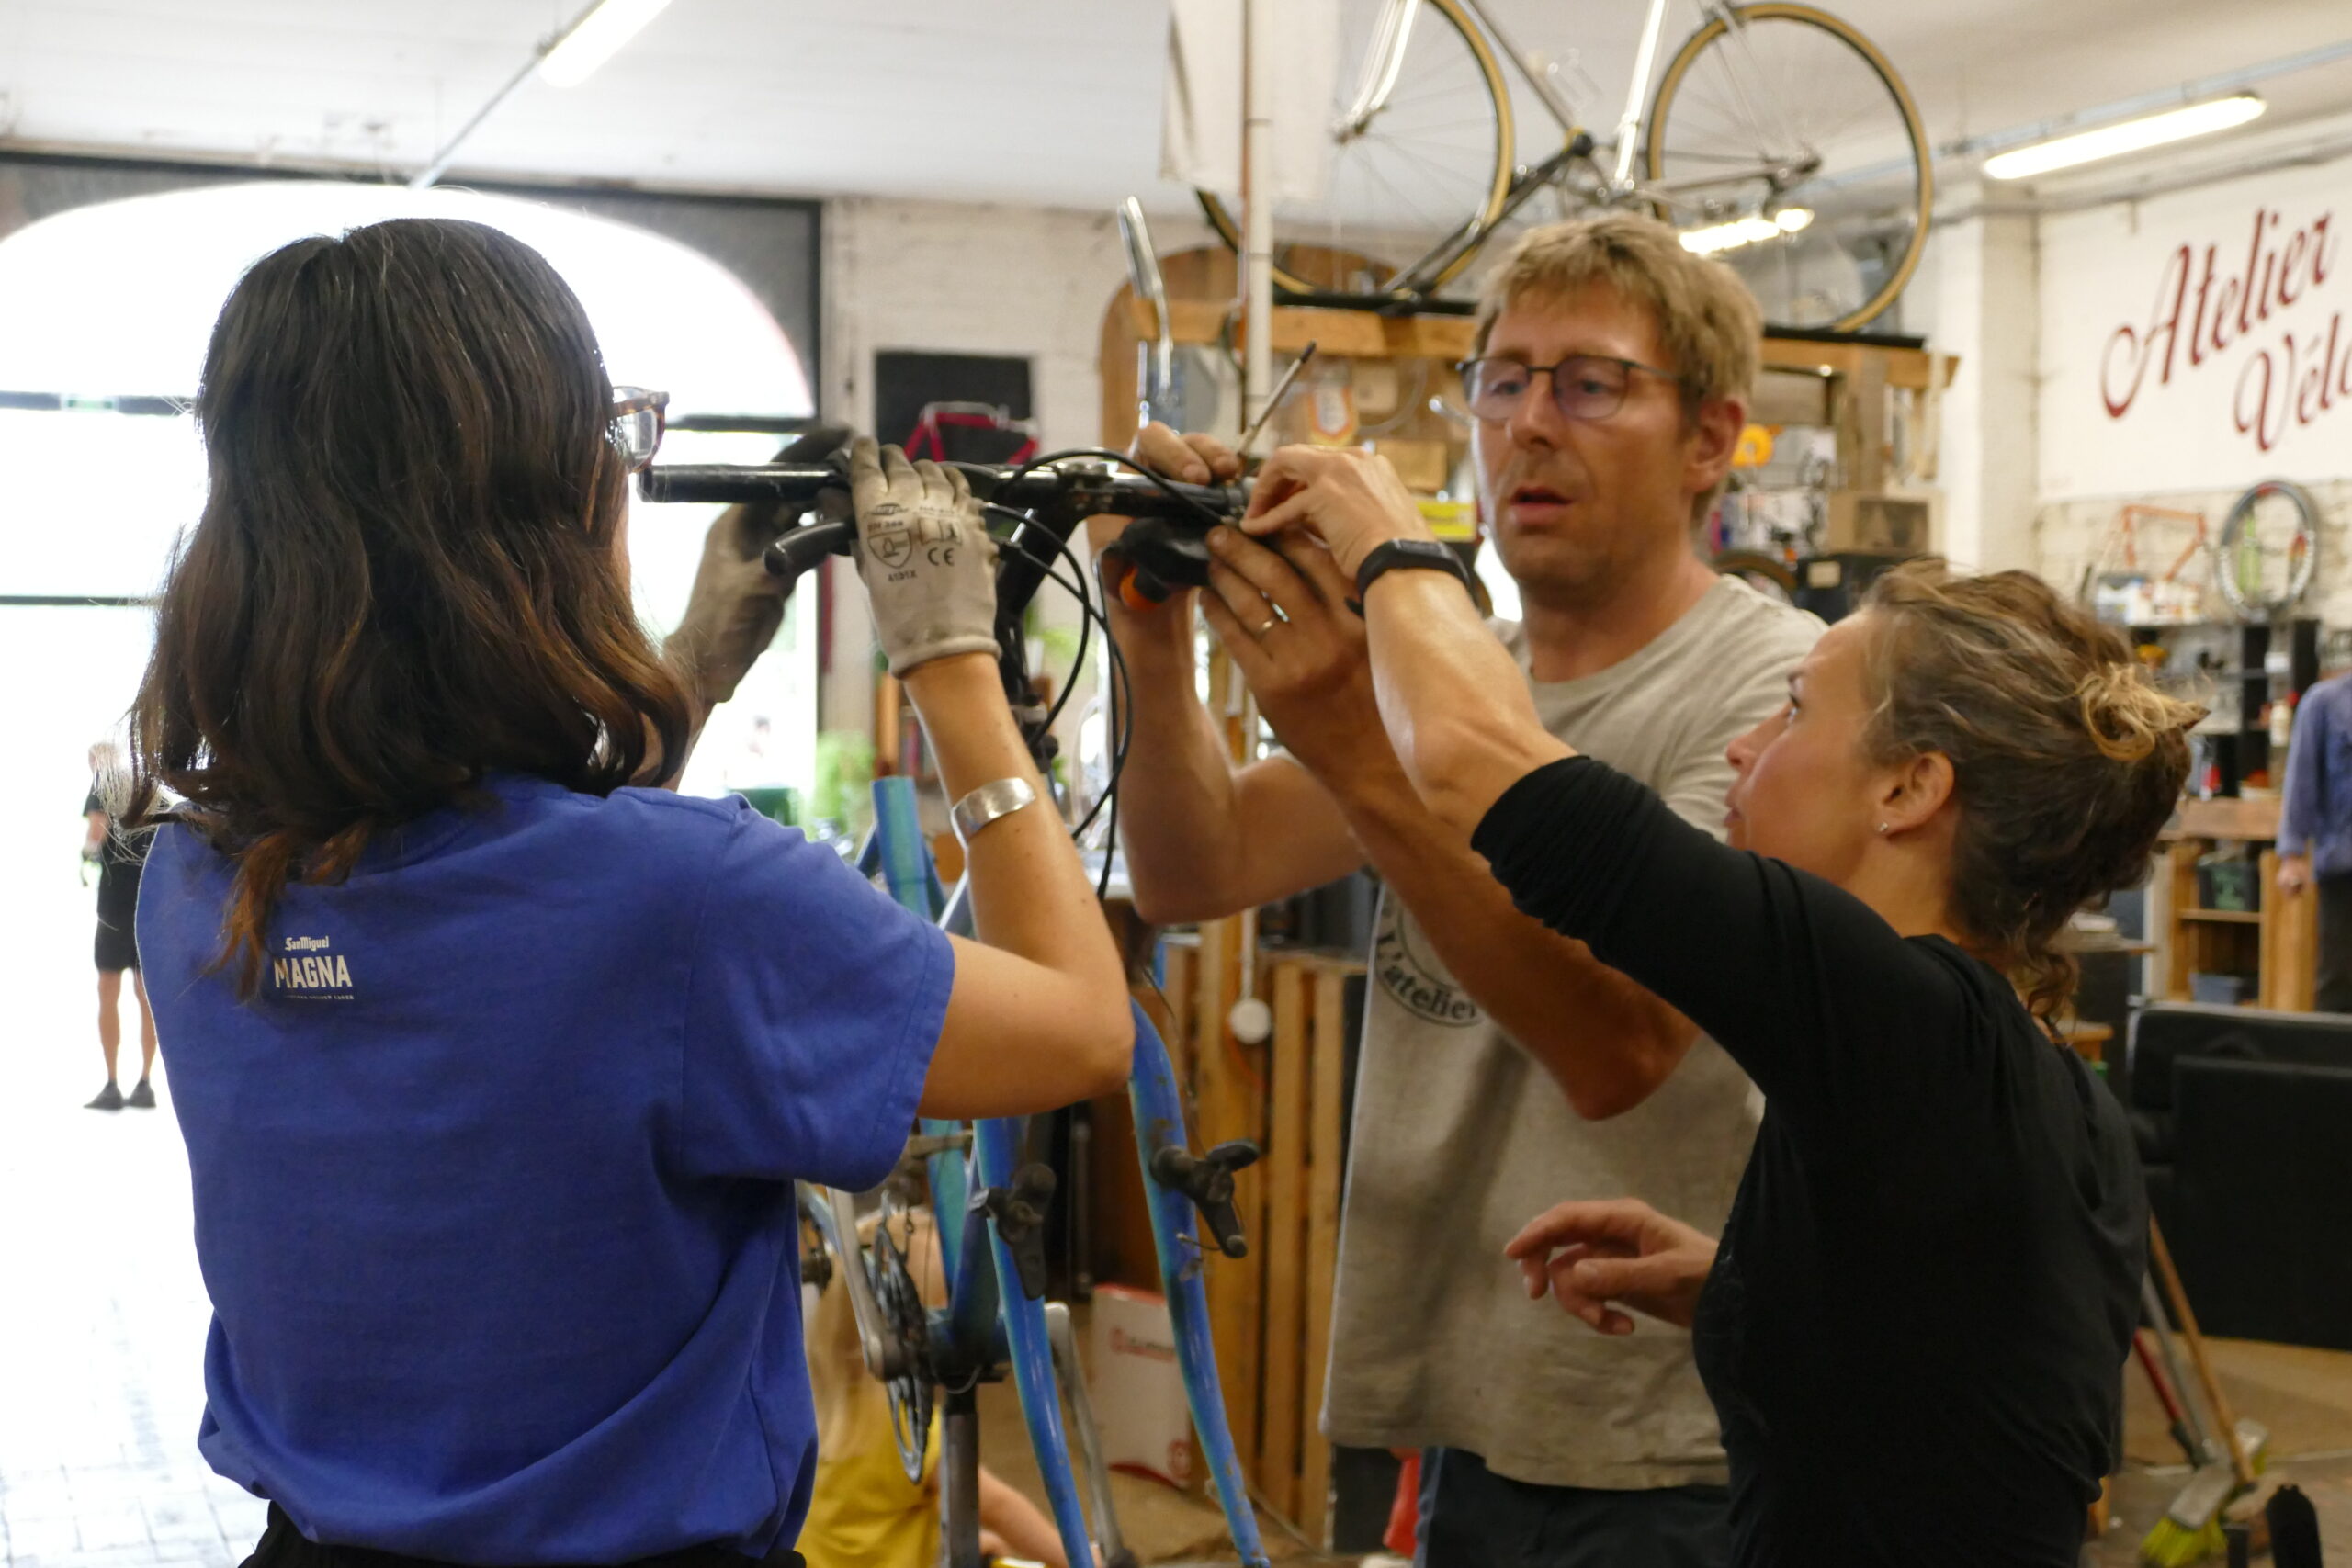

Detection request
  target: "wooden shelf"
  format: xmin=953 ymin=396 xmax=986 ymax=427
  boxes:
xmin=2169 ymin=795 xmax=2283 ymax=842
xmin=2157 ymin=840 xmax=2317 ymax=1010
xmin=1130 ymin=295 xmax=1957 ymax=389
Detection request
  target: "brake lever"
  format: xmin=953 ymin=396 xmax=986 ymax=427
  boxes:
xmin=764 ymin=519 xmax=856 ymax=581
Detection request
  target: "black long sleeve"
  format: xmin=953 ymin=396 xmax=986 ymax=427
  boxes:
xmin=1471 ymin=756 xmax=1979 ymax=1138
xmin=1472 ymin=756 xmax=2146 ymax=1567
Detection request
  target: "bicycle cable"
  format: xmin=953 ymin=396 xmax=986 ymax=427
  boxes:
xmin=980 ymin=517 xmax=1135 ymax=904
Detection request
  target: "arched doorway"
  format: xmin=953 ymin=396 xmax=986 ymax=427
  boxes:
xmin=0 ymin=179 xmax=817 ymax=1071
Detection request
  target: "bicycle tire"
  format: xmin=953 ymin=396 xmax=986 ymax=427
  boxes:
xmin=2216 ymin=479 xmax=2321 ymax=620
xmin=1645 ymin=4 xmax=1931 ymax=333
xmin=1713 ymin=548 xmax=1799 ymax=604
xmin=1195 ymin=0 xmax=1512 ymax=299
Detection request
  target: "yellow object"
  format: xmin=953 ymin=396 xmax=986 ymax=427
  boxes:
xmin=797 ymin=1401 xmax=942 ymax=1568
xmin=1733 ymin=423 xmax=1776 ymax=468
xmin=1418 ymin=499 xmax=1478 ymax=539
xmin=2138 ymin=1514 xmax=2222 ymax=1567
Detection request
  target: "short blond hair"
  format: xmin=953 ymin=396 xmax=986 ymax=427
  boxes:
xmin=1472 ymin=212 xmax=1762 ymax=412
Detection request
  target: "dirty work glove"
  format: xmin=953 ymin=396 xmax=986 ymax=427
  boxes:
xmin=851 ymin=437 xmax=1001 ymax=676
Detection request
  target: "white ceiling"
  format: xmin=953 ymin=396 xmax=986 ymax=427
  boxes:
xmin=2 ymin=1 xmax=2350 ymax=213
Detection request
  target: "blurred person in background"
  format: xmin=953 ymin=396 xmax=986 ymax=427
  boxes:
xmin=2278 ymin=664 xmax=2352 ymax=1011
xmin=799 ymin=1204 xmax=1068 ymax=1568
xmin=82 ymin=740 xmax=155 ymax=1111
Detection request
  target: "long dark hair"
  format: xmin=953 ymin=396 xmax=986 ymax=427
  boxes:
xmin=131 ymin=217 xmax=691 ymax=997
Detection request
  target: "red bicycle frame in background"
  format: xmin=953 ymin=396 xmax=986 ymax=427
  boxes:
xmin=903 ymin=400 xmax=1038 ymax=467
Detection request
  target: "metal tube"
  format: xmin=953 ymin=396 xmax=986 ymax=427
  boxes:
xmin=1459 ymin=0 xmax=1581 ymax=132
xmin=1610 ymin=0 xmax=1674 ymax=189
xmin=1941 ymin=37 xmax=2352 ymax=162
xmin=941 ymin=1385 xmax=985 ymax=1568
xmin=1047 ymin=1302 xmax=1132 ymax=1568
xmin=1242 ymin=0 xmax=1276 ymax=435
xmin=411 ymin=0 xmax=605 ymax=188
xmin=1339 ymin=0 xmax=1420 ymax=140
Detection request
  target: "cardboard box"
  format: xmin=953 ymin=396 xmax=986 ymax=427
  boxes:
xmin=1087 ymin=1285 xmax=1196 ymax=1491
xmin=1374 ymin=437 xmax=1451 ymax=494
xmin=1822 ymin=488 xmax=1940 ymax=555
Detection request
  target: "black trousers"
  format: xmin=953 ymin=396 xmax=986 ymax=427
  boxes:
xmin=240 ymin=1505 xmax=805 ymax=1568
xmin=1416 ymin=1448 xmax=1731 ymax=1568
xmin=2319 ymin=875 xmax=2352 ymax=1015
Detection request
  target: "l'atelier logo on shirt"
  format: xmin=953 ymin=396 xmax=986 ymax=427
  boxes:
xmin=1373 ymin=904 xmax=1482 ymax=1028
xmin=274 ymin=934 xmax=354 ymax=998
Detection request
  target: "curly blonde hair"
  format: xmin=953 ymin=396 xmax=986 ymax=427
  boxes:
xmin=1860 ymin=561 xmax=2205 ymax=1016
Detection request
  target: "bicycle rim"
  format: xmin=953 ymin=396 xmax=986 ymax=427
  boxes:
xmin=1196 ymin=0 xmax=1511 ymax=298
xmin=1712 ymin=549 xmax=1799 ymax=604
xmin=1645 ymin=4 xmax=1931 ymax=332
xmin=2217 ymin=479 xmax=2321 ymax=619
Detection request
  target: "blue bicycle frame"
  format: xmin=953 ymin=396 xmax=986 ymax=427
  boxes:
xmin=851 ymin=773 xmax=1270 ymax=1568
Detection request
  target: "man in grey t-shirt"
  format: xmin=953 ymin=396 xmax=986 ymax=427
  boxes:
xmin=1092 ymin=213 xmax=1820 ymax=1567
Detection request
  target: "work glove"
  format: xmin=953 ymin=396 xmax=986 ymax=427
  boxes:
xmin=850 ymin=437 xmax=1001 ymax=676
xmin=662 ymin=428 xmax=849 ymax=712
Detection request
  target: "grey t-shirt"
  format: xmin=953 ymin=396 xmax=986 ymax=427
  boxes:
xmin=1324 ymin=575 xmax=1824 ymax=1490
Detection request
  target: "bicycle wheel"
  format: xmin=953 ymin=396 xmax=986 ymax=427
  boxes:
xmin=1196 ymin=0 xmax=1511 ymax=299
xmin=1713 ymin=548 xmax=1798 ymax=605
xmin=2216 ymin=479 xmax=2321 ymax=620
xmin=1645 ymin=5 xmax=1931 ymax=332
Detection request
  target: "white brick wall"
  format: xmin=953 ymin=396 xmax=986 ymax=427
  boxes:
xmin=2035 ymin=480 xmax=2352 ymax=629
xmin=815 ymin=196 xmax=1216 ymax=741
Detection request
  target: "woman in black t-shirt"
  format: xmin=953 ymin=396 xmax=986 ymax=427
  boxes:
xmin=1238 ymin=446 xmax=2201 ymax=1567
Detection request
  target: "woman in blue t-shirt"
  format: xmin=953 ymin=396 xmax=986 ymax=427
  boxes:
xmin=128 ymin=218 xmax=1133 ymax=1568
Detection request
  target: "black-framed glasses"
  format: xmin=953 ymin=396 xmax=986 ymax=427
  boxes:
xmin=610 ymin=387 xmax=670 ymax=472
xmin=1454 ymin=355 xmax=1680 ymax=424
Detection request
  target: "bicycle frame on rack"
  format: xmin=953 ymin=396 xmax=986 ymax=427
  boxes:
xmin=1353 ymin=0 xmax=1818 ymax=295
xmin=808 ymin=776 xmax=1269 ymax=1568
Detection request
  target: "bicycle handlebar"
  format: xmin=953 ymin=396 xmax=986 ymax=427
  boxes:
xmin=638 ymin=458 xmax=1251 ymax=611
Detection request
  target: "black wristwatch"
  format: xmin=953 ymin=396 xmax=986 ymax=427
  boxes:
xmin=1351 ymin=537 xmax=1476 ymax=613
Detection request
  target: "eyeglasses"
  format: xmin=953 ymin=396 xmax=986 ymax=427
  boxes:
xmin=1454 ymin=355 xmax=1681 ymax=424
xmin=609 ymin=387 xmax=670 ymax=472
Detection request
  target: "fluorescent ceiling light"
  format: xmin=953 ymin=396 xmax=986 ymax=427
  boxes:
xmin=1680 ymin=208 xmax=1813 ymax=257
xmin=1984 ymin=94 xmax=2266 ymax=180
xmin=539 ymin=0 xmax=673 ymax=88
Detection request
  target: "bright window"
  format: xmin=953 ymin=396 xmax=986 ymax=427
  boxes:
xmin=0 ymin=179 xmax=815 ymax=807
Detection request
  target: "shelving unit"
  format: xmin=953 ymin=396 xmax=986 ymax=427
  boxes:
xmin=2126 ymin=617 xmax=2318 ymax=795
xmin=2155 ymin=795 xmax=2318 ymax=1010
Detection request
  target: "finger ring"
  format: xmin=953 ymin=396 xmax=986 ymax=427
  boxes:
xmin=1256 ymin=617 xmax=1278 ymax=635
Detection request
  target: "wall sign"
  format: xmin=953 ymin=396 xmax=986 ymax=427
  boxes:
xmin=2041 ymin=156 xmax=2352 ymax=498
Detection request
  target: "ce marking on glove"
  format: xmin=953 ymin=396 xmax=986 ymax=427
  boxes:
xmin=865 ymin=509 xmax=915 ymax=571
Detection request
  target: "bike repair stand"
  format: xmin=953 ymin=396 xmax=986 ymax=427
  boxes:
xmin=840 ymin=763 xmax=1270 ymax=1568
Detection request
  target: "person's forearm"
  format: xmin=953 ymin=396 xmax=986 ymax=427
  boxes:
xmin=903 ymin=653 xmax=1121 ymax=998
xmin=1363 ymin=572 xmax=1571 ymax=831
xmin=1106 ymin=604 xmax=1264 ymax=921
xmin=1332 ymin=756 xmax=1698 ymax=1118
xmin=977 ymin=1468 xmax=1069 ymax=1568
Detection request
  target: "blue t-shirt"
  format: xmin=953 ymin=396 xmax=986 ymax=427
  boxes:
xmin=137 ymin=775 xmax=952 ymax=1564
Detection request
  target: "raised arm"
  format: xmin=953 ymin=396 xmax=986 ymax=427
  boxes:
xmin=847 ymin=441 xmax=1133 ymax=1117
xmin=1237 ymin=444 xmax=1573 ymax=832
xmin=1241 ymin=444 xmax=1963 ymax=1122
xmin=1087 ymin=423 xmax=1364 ymax=923
xmin=1227 ymin=445 xmax=1702 ymax=1117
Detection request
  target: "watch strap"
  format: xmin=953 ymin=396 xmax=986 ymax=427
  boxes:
xmin=1351 ymin=538 xmax=1475 ymax=613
